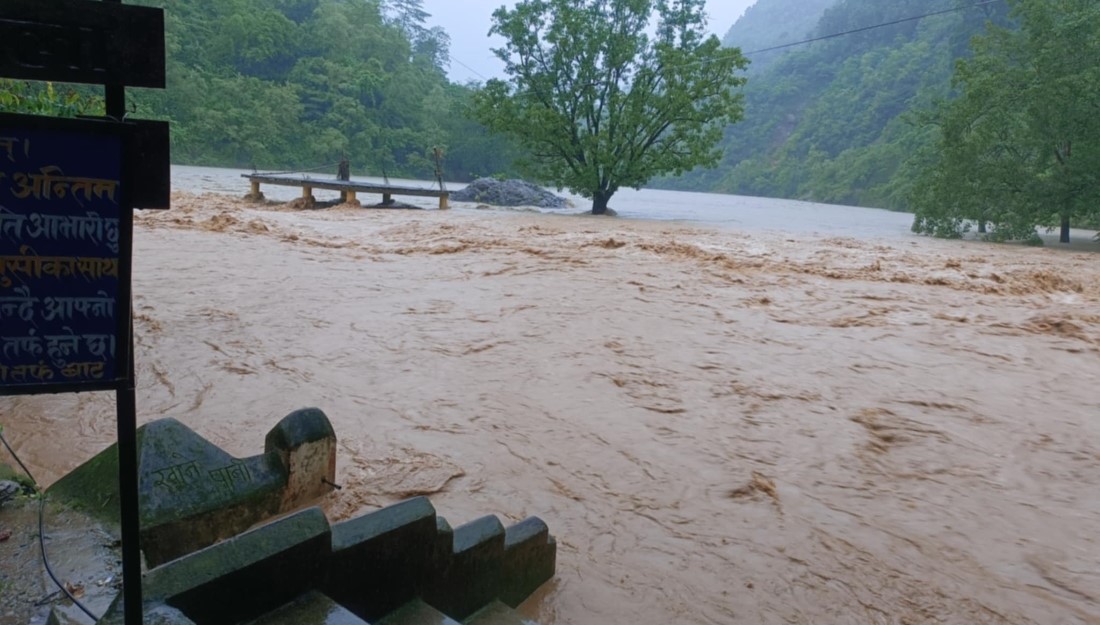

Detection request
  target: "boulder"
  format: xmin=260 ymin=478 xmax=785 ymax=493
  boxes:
xmin=450 ymin=179 xmax=570 ymax=209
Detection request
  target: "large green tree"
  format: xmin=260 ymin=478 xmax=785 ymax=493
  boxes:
xmin=472 ymin=0 xmax=748 ymax=214
xmin=112 ymin=0 xmax=526 ymax=181
xmin=660 ymin=0 xmax=1014 ymax=209
xmin=910 ymin=0 xmax=1100 ymax=243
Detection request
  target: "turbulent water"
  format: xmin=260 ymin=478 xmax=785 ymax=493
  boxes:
xmin=3 ymin=173 xmax=1099 ymax=624
xmin=173 ymin=165 xmax=919 ymax=238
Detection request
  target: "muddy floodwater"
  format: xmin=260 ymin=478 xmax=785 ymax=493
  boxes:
xmin=3 ymin=183 xmax=1099 ymax=624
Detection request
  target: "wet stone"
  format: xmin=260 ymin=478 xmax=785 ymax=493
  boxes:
xmin=49 ymin=417 xmax=287 ymax=567
xmin=450 ymin=179 xmax=570 ymax=209
xmin=265 ymin=407 xmax=337 ymax=511
xmin=249 ymin=592 xmax=368 ymax=625
xmin=141 ymin=507 xmax=332 ymax=625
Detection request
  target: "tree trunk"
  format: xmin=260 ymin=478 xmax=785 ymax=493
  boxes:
xmin=591 ymin=190 xmax=612 ymax=215
xmin=978 ymin=221 xmax=987 ymax=234
xmin=1060 ymin=214 xmax=1071 ymax=243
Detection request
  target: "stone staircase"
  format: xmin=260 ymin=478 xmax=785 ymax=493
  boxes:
xmin=248 ymin=594 xmax=539 ymax=625
xmin=97 ymin=497 xmax=554 ymax=625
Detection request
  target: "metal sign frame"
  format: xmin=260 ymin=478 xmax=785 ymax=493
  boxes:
xmin=0 ymin=2 xmax=166 ymax=624
xmin=0 ymin=0 xmax=165 ymax=88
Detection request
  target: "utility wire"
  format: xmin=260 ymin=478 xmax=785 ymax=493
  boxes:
xmin=452 ymin=0 xmax=1006 ymax=80
xmin=0 ymin=428 xmax=99 ymax=623
xmin=449 ymin=56 xmax=490 ymax=82
xmin=0 ymin=427 xmax=34 ymax=483
xmin=743 ymin=0 xmax=1006 ymax=56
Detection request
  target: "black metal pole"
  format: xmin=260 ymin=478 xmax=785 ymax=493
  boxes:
xmin=106 ymin=85 xmax=126 ymax=120
xmin=116 ymin=374 xmax=142 ymax=625
xmin=104 ymin=0 xmax=125 ymax=121
xmin=114 ymin=82 xmax=143 ymax=624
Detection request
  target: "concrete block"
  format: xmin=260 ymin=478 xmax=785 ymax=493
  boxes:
xmin=374 ymin=599 xmax=462 ymax=625
xmin=425 ymin=515 xmax=505 ymax=620
xmin=248 ymin=591 xmax=369 ymax=625
xmin=499 ymin=518 xmax=556 ymax=608
xmin=97 ymin=598 xmax=202 ymax=625
xmin=49 ymin=418 xmax=289 ymax=567
xmin=144 ymin=605 xmax=200 ymax=625
xmin=465 ymin=601 xmax=540 ymax=625
xmin=325 ymin=497 xmax=437 ymax=621
xmin=432 ymin=515 xmax=454 ymax=570
xmin=144 ymin=507 xmax=332 ymax=625
xmin=264 ymin=408 xmax=337 ymax=512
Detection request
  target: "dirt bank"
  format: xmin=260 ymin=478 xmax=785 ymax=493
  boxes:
xmin=2 ymin=193 xmax=1098 ymax=624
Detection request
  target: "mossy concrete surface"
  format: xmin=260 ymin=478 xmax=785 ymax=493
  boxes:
xmin=426 ymin=516 xmax=506 ymax=620
xmin=265 ymin=408 xmax=337 ymax=512
xmin=374 ymin=599 xmax=461 ymax=625
xmin=48 ymin=409 xmax=337 ymax=567
xmin=148 ymin=507 xmax=332 ymax=625
xmin=249 ymin=592 xmax=368 ymax=625
xmin=98 ymin=497 xmax=555 ymax=625
xmin=328 ymin=497 xmax=438 ymax=621
xmin=465 ymin=601 xmax=542 ymax=625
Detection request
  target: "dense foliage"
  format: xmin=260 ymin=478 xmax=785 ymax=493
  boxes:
xmin=909 ymin=0 xmax=1100 ymax=243
xmin=719 ymin=0 xmax=837 ymax=74
xmin=4 ymin=0 xmax=1094 ymax=236
xmin=473 ymin=0 xmax=748 ymax=214
xmin=0 ymin=80 xmax=103 ymax=117
xmin=660 ymin=0 xmax=1013 ymax=211
xmin=75 ymin=0 xmax=519 ymax=181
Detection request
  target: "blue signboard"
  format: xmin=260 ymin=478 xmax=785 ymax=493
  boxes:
xmin=0 ymin=122 xmax=126 ymax=391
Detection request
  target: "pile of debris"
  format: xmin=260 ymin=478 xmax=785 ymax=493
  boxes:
xmin=451 ymin=178 xmax=571 ymax=209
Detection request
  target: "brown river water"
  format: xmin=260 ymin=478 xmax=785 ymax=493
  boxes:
xmin=3 ymin=189 xmax=1099 ymax=624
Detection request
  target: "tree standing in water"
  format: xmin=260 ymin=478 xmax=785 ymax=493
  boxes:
xmin=473 ymin=0 xmax=748 ymax=215
xmin=910 ymin=0 xmax=1100 ymax=243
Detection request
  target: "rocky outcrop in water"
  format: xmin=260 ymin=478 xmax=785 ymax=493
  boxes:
xmin=451 ymin=178 xmax=571 ymax=208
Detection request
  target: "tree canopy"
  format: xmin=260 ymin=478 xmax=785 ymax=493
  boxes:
xmin=0 ymin=0 xmax=524 ymax=183
xmin=660 ymin=0 xmax=1014 ymax=211
xmin=472 ymin=0 xmax=748 ymax=214
xmin=0 ymin=80 xmax=103 ymax=117
xmin=909 ymin=0 xmax=1100 ymax=243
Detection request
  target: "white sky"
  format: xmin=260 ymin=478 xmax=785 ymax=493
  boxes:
xmin=422 ymin=0 xmax=758 ymax=83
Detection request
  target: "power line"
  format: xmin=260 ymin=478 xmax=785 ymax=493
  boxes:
xmin=452 ymin=0 xmax=1007 ymax=82
xmin=448 ymin=55 xmax=490 ymax=82
xmin=742 ymin=0 xmax=1006 ymax=56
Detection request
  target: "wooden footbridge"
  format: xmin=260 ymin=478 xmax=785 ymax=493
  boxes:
xmin=243 ymin=173 xmax=449 ymax=209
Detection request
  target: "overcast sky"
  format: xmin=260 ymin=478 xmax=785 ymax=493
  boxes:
xmin=422 ymin=0 xmax=758 ymax=84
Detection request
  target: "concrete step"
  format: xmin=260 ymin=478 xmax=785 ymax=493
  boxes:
xmin=248 ymin=591 xmax=369 ymax=625
xmin=464 ymin=601 xmax=539 ymax=625
xmin=374 ymin=599 xmax=462 ymax=625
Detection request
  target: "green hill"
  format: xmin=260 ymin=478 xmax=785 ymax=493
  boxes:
xmin=663 ymin=0 xmax=1012 ymax=210
xmin=125 ymin=0 xmax=519 ymax=181
xmin=721 ymin=0 xmax=838 ymax=73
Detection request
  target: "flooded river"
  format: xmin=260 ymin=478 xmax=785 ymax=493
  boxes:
xmin=3 ymin=171 xmax=1099 ymax=624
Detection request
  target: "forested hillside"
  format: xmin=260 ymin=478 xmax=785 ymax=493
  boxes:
xmin=720 ymin=0 xmax=837 ymax=73
xmin=909 ymin=0 xmax=1099 ymax=242
xmin=665 ymin=0 xmax=1012 ymax=211
xmin=124 ymin=0 xmax=519 ymax=180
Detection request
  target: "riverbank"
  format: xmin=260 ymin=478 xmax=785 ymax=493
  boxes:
xmin=2 ymin=192 xmax=1098 ymax=624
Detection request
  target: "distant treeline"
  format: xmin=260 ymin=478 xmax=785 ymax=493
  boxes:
xmin=661 ymin=0 xmax=1016 ymax=211
xmin=18 ymin=0 xmax=518 ymax=182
